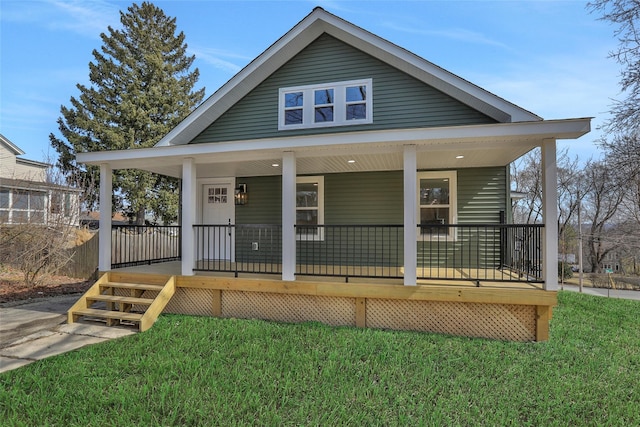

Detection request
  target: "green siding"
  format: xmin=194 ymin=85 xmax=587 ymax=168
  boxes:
xmin=235 ymin=175 xmax=282 ymax=225
xmin=419 ymin=167 xmax=507 ymax=270
xmin=457 ymin=167 xmax=507 ymax=224
xmin=191 ymin=34 xmax=496 ymax=144
xmin=235 ymin=168 xmax=507 ymax=225
xmin=325 ymin=171 xmax=403 ymax=224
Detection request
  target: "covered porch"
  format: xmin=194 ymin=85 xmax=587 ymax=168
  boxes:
xmin=84 ymin=119 xmax=591 ymax=290
xmin=75 ymin=119 xmax=590 ymax=341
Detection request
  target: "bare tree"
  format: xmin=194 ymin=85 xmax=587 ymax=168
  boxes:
xmin=0 ymin=160 xmax=81 ymax=285
xmin=588 ymin=1 xmax=640 ymax=197
xmin=582 ymin=160 xmax=626 ymax=272
xmin=511 ymin=147 xmax=586 ymax=231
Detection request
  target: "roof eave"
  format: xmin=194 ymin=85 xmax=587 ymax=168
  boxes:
xmin=79 ymin=118 xmax=591 ymax=169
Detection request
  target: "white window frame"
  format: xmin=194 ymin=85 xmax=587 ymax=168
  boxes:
xmin=417 ymin=171 xmax=457 ymax=240
xmin=296 ymin=176 xmax=324 ymax=241
xmin=0 ymin=188 xmax=48 ymax=225
xmin=278 ymin=79 xmax=373 ymax=130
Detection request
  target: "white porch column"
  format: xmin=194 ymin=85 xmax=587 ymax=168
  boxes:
xmin=282 ymin=151 xmax=296 ymax=281
xmin=541 ymin=139 xmax=558 ymax=290
xmin=98 ymin=163 xmax=112 ymax=272
xmin=181 ymin=157 xmax=197 ymax=276
xmin=403 ymin=145 xmax=417 ymax=286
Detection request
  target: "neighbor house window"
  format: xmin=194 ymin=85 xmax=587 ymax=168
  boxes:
xmin=296 ymin=176 xmax=324 ymax=240
xmin=279 ymin=79 xmax=372 ymax=130
xmin=418 ymin=171 xmax=457 ymax=238
xmin=0 ymin=188 xmax=47 ymax=224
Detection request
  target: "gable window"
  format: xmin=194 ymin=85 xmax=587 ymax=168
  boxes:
xmin=417 ymin=171 xmax=457 ymax=238
xmin=296 ymin=176 xmax=324 ymax=240
xmin=279 ymin=79 xmax=372 ymax=130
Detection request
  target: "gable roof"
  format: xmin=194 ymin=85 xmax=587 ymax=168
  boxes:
xmin=0 ymin=133 xmax=50 ymax=169
xmin=0 ymin=133 xmax=25 ymax=156
xmin=156 ymin=7 xmax=541 ymax=148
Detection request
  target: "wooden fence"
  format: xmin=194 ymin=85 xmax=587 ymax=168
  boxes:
xmin=61 ymin=232 xmax=99 ymax=279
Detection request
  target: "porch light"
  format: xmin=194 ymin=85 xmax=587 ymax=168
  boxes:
xmin=235 ymin=184 xmax=248 ymax=205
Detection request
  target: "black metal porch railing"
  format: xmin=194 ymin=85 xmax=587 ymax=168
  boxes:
xmin=295 ymin=224 xmax=404 ymax=281
xmin=416 ymin=223 xmax=543 ymax=283
xmin=111 ymin=225 xmax=181 ymax=269
xmin=112 ymin=223 xmax=543 ymax=284
xmin=193 ymin=224 xmax=282 ymax=276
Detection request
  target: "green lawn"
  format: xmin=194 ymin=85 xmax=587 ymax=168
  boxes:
xmin=1 ymin=291 xmax=639 ymax=426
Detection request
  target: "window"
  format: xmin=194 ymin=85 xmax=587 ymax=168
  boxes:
xmin=279 ymin=79 xmax=372 ymax=130
xmin=0 ymin=188 xmax=47 ymax=224
xmin=296 ymin=176 xmax=324 ymax=240
xmin=418 ymin=171 xmax=457 ymax=238
xmin=207 ymin=187 xmax=228 ymax=204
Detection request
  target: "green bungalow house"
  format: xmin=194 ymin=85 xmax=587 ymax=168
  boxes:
xmin=70 ymin=8 xmax=590 ymax=341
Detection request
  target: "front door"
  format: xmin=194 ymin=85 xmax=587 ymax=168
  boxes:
xmin=202 ymin=182 xmax=235 ymax=260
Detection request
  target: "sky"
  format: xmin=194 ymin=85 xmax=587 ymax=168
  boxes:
xmin=0 ymin=0 xmax=621 ymax=165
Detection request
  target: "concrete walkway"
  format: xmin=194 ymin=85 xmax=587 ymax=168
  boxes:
xmin=0 ymin=295 xmax=135 ymax=374
xmin=560 ymin=284 xmax=640 ymax=301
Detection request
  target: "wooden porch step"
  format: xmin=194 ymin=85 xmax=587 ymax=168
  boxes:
xmin=100 ymin=282 xmax=164 ymax=292
xmin=68 ymin=274 xmax=177 ymax=332
xmin=72 ymin=308 xmax=144 ymax=323
xmin=86 ymin=294 xmax=155 ymax=306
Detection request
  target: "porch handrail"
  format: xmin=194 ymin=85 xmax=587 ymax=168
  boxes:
xmin=111 ymin=225 xmax=181 ymax=269
xmin=193 ymin=224 xmax=282 ymax=276
xmin=295 ymin=224 xmax=404 ymax=281
xmin=416 ymin=223 xmax=543 ymax=283
xmin=188 ymin=223 xmax=543 ymax=284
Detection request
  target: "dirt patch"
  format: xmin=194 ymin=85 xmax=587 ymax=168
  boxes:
xmin=0 ymin=267 xmax=91 ymax=303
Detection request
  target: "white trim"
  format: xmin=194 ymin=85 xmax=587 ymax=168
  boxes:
xmin=153 ymin=8 xmax=541 ymax=148
xmin=278 ymin=79 xmax=373 ymax=130
xmin=282 ymin=152 xmax=296 ymax=281
xmin=78 ymin=118 xmax=592 ymax=169
xmin=417 ymin=170 xmax=457 ymax=240
xmin=296 ymin=175 xmax=325 ymax=241
xmin=181 ymin=158 xmax=197 ymax=276
xmin=98 ymin=164 xmax=112 ymax=272
xmin=403 ymin=145 xmax=417 ymax=286
xmin=541 ymin=139 xmax=558 ymax=290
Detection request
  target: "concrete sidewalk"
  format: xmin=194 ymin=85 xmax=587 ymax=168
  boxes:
xmin=0 ymin=296 xmax=135 ymax=374
xmin=560 ymin=284 xmax=640 ymax=301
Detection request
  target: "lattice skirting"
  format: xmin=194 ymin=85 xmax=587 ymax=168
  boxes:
xmin=221 ymin=291 xmax=355 ymax=326
xmin=162 ymin=288 xmax=538 ymax=341
xmin=366 ymin=299 xmax=536 ymax=341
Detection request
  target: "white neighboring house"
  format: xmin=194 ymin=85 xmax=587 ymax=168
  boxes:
xmin=0 ymin=134 xmax=80 ymax=226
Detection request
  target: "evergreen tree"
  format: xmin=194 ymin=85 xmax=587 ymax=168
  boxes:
xmin=51 ymin=1 xmax=205 ymax=224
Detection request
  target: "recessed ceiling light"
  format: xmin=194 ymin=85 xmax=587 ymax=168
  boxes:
xmin=347 ymin=159 xmax=356 ymax=163
xmin=271 ymin=163 xmax=279 ymax=167
xmin=456 ymin=155 xmax=464 ymax=159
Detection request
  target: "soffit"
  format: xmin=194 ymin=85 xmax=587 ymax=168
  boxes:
xmin=77 ymin=118 xmax=591 ymax=178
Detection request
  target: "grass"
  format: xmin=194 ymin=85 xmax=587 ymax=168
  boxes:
xmin=1 ymin=291 xmax=639 ymax=426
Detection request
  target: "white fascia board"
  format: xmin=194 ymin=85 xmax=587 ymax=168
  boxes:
xmin=0 ymin=134 xmax=26 ymax=155
xmin=16 ymin=158 xmax=50 ymax=169
xmin=78 ymin=118 xmax=591 ymax=167
xmin=317 ymin=13 xmax=540 ymax=123
xmin=155 ymin=12 xmax=326 ymax=148
xmin=155 ymin=9 xmax=541 ymax=149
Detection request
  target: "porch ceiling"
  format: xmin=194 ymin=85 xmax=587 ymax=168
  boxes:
xmin=77 ymin=118 xmax=591 ymax=178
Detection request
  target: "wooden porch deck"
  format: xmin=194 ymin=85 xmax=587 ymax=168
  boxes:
xmin=96 ymin=260 xmax=555 ymax=342
xmin=116 ymin=261 xmax=543 ymax=290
